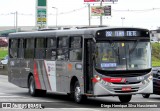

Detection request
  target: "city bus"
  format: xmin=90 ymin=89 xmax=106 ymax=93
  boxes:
xmin=8 ymin=27 xmax=152 ymax=103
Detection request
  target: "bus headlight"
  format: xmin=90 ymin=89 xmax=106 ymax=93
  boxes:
xmin=142 ymin=74 xmax=152 ymax=85
xmin=148 ymin=74 xmax=153 ymax=80
xmin=100 ymin=78 xmax=111 ymax=86
xmin=146 ymin=74 xmax=152 ymax=83
xmin=95 ymin=75 xmax=101 ymax=81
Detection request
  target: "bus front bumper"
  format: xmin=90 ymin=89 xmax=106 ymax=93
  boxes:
xmin=93 ymin=80 xmax=153 ymax=96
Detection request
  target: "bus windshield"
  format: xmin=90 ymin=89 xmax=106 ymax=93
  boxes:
xmin=95 ymin=41 xmax=151 ymax=71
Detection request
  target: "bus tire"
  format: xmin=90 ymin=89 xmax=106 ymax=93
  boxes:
xmin=28 ymin=76 xmax=38 ymax=96
xmin=142 ymin=94 xmax=150 ymax=98
xmin=118 ymin=95 xmax=132 ymax=103
xmin=74 ymin=81 xmax=87 ymax=103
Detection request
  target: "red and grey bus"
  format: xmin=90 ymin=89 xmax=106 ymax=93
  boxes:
xmin=8 ymin=27 xmax=152 ymax=103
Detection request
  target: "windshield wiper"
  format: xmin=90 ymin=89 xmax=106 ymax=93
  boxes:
xmin=109 ymin=41 xmax=120 ymax=63
xmin=109 ymin=41 xmax=119 ymax=56
xmin=129 ymin=40 xmax=139 ymax=54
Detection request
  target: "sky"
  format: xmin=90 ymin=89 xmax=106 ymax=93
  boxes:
xmin=0 ymin=0 xmax=160 ymax=30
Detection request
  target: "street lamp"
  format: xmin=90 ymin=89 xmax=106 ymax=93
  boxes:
xmin=121 ymin=17 xmax=125 ymax=27
xmin=52 ymin=7 xmax=58 ymax=27
xmin=11 ymin=11 xmax=18 ymax=32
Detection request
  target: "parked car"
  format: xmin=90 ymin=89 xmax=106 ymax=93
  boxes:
xmin=142 ymin=67 xmax=160 ymax=98
xmin=0 ymin=55 xmax=8 ymax=65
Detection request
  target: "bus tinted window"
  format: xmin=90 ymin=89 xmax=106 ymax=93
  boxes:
xmin=57 ymin=49 xmax=68 ymax=61
xmin=35 ymin=38 xmax=45 ymax=59
xmin=69 ymin=37 xmax=82 ymax=61
xmin=47 ymin=38 xmax=56 ymax=48
xmin=46 ymin=38 xmax=57 ymax=60
xmin=10 ymin=39 xmax=18 ymax=48
xmin=26 ymin=39 xmax=34 ymax=48
xmin=24 ymin=38 xmax=34 ymax=58
xmin=70 ymin=37 xmax=81 ymax=48
xmin=69 ymin=49 xmax=82 ymax=61
xmin=19 ymin=39 xmax=24 ymax=48
xmin=18 ymin=39 xmax=24 ymax=58
xmin=58 ymin=37 xmax=68 ymax=48
xmin=57 ymin=37 xmax=69 ymax=61
xmin=46 ymin=49 xmax=56 ymax=60
xmin=9 ymin=39 xmax=18 ymax=58
xmin=36 ymin=38 xmax=45 ymax=48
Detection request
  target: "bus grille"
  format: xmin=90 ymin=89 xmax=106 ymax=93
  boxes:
xmin=113 ymin=87 xmax=139 ymax=93
xmin=112 ymin=81 xmax=141 ymax=85
xmin=114 ymin=90 xmax=138 ymax=93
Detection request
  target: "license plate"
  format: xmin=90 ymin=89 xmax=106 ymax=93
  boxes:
xmin=122 ymin=87 xmax=131 ymax=91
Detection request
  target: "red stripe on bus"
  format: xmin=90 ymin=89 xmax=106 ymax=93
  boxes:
xmin=92 ymin=78 xmax=98 ymax=83
xmin=102 ymin=78 xmax=125 ymax=83
xmin=34 ymin=62 xmax=41 ymax=89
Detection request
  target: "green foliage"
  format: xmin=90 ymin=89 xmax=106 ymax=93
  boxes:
xmin=152 ymin=43 xmax=160 ymax=66
xmin=0 ymin=48 xmax=8 ymax=60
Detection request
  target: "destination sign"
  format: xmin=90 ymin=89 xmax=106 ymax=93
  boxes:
xmin=105 ymin=31 xmax=140 ymax=37
xmin=96 ymin=29 xmax=150 ymax=38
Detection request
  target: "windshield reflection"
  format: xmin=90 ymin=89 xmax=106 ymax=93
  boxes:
xmin=95 ymin=42 xmax=151 ymax=71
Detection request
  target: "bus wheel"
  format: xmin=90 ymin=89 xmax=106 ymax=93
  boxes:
xmin=74 ymin=81 xmax=86 ymax=103
xmin=142 ymin=94 xmax=150 ymax=98
xmin=118 ymin=95 xmax=132 ymax=103
xmin=29 ymin=76 xmax=38 ymax=96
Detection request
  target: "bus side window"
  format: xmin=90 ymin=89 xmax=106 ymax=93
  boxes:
xmin=35 ymin=38 xmax=46 ymax=59
xmin=46 ymin=38 xmax=57 ymax=60
xmin=57 ymin=37 xmax=69 ymax=61
xmin=69 ymin=37 xmax=82 ymax=61
xmin=24 ymin=38 xmax=35 ymax=59
xmin=9 ymin=39 xmax=18 ymax=58
xmin=17 ymin=39 xmax=24 ymax=58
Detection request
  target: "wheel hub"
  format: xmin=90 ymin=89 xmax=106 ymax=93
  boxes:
xmin=75 ymin=87 xmax=81 ymax=101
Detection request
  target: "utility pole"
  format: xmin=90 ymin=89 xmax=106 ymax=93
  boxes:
xmin=100 ymin=0 xmax=103 ymax=26
xmin=11 ymin=11 xmax=18 ymax=32
xmin=88 ymin=4 xmax=91 ymax=26
xmin=121 ymin=17 xmax=125 ymax=27
xmin=15 ymin=11 xmax=18 ymax=32
xmin=52 ymin=7 xmax=58 ymax=27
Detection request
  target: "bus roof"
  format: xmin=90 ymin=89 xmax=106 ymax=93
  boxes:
xmin=8 ymin=27 xmax=149 ymax=38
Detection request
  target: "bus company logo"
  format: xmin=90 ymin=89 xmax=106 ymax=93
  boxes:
xmin=2 ymin=103 xmax=11 ymax=109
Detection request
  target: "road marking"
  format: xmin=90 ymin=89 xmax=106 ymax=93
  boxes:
xmin=0 ymin=96 xmax=22 ymax=98
xmin=0 ymin=93 xmax=24 ymax=98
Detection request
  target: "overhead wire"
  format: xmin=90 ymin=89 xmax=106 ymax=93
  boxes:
xmin=1 ymin=7 xmax=160 ymax=16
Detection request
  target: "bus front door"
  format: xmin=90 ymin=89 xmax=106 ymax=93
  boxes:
xmin=84 ymin=38 xmax=94 ymax=94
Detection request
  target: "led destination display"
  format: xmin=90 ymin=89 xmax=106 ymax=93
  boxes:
xmin=96 ymin=29 xmax=149 ymax=38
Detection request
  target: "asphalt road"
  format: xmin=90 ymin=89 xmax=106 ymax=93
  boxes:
xmin=0 ymin=74 xmax=160 ymax=111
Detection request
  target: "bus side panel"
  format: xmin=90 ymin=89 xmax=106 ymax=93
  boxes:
xmin=8 ymin=59 xmax=33 ymax=88
xmin=56 ymin=61 xmax=65 ymax=92
xmin=67 ymin=62 xmax=84 ymax=94
xmin=60 ymin=61 xmax=69 ymax=93
xmin=20 ymin=59 xmax=33 ymax=88
xmin=8 ymin=59 xmax=21 ymax=87
xmin=55 ymin=61 xmax=84 ymax=94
